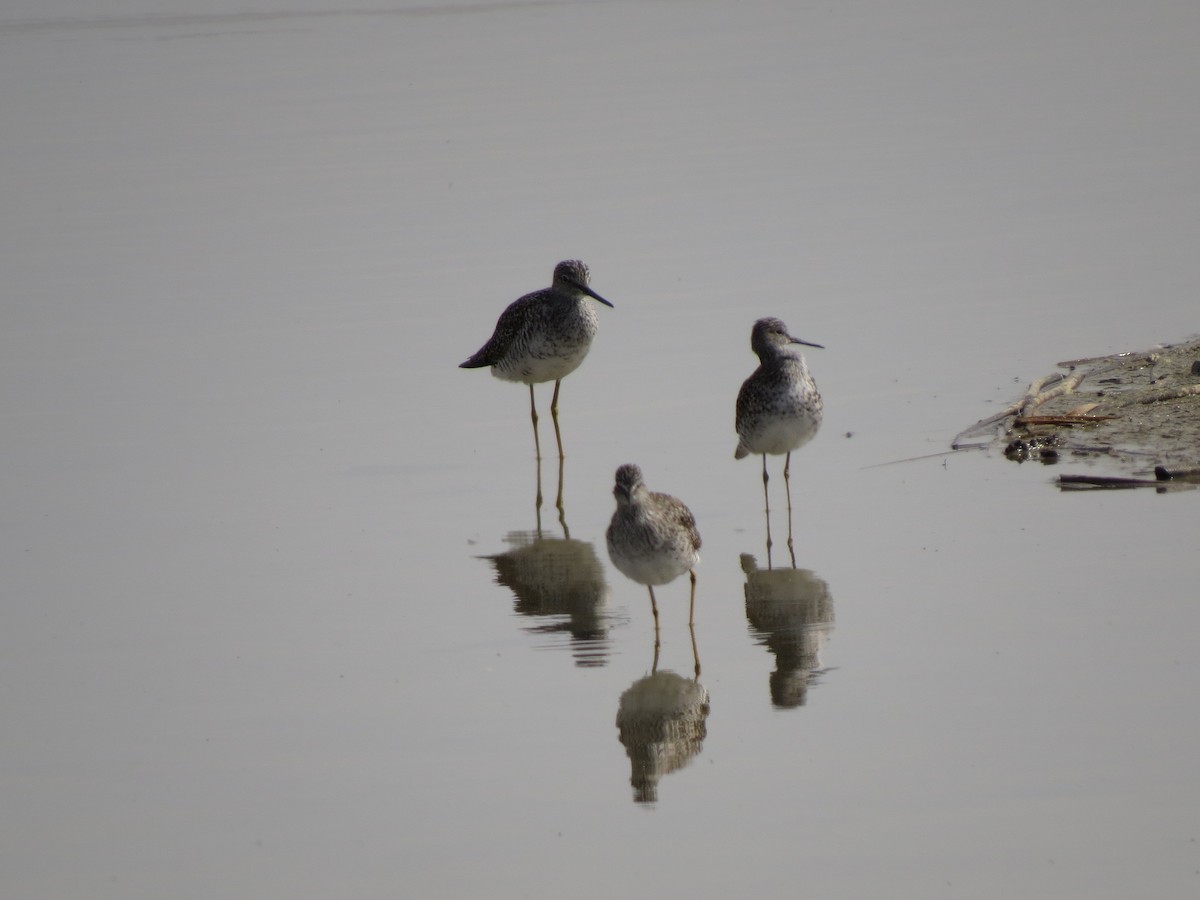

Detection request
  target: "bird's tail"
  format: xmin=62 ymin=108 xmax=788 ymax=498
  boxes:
xmin=459 ymin=351 xmax=491 ymax=369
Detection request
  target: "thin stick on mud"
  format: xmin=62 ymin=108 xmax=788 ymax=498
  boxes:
xmin=1022 ymin=371 xmax=1084 ymax=413
xmin=1121 ymin=384 xmax=1200 ymax=406
xmin=1013 ymin=414 xmax=1113 ymax=427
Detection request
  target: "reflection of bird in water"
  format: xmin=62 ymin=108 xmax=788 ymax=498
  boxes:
xmin=734 ymin=317 xmax=824 ymax=563
xmin=615 ymin=648 xmax=709 ymax=804
xmin=606 ymin=464 xmax=702 ymax=660
xmin=460 ymin=260 xmax=613 ymax=461
xmin=741 ymin=553 xmax=835 ymax=709
xmin=484 ymin=531 xmax=612 ymax=667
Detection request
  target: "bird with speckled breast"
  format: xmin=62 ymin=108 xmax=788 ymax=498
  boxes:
xmin=606 ymin=464 xmax=702 ymax=634
xmin=460 ymin=260 xmax=612 ymax=460
xmin=734 ymin=317 xmax=824 ymax=556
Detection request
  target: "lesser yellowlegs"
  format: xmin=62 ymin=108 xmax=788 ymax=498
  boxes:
xmin=606 ymin=464 xmax=702 ymax=641
xmin=460 ymin=260 xmax=612 ymax=460
xmin=734 ymin=317 xmax=823 ymax=560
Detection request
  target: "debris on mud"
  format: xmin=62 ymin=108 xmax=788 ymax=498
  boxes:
xmin=954 ymin=337 xmax=1200 ymax=491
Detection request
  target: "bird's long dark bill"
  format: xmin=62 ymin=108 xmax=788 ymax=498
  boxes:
xmin=570 ymin=280 xmax=614 ymax=307
xmin=790 ymin=337 xmax=824 ymax=349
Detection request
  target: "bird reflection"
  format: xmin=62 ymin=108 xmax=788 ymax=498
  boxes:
xmin=615 ymin=635 xmax=709 ymax=804
xmin=480 ymin=455 xmax=612 ymax=666
xmin=741 ymin=553 xmax=835 ymax=709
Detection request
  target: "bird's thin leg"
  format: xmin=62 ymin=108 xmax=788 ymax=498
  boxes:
xmin=556 ymin=454 xmax=569 ymax=539
xmin=688 ymin=569 xmax=697 ymax=626
xmin=550 ymin=379 xmax=565 ymax=459
xmin=534 ymin=454 xmax=544 ymax=536
xmin=529 ymin=384 xmax=543 ymax=461
xmin=689 ymin=622 xmax=701 ymax=679
xmin=784 ymin=450 xmax=797 ymax=567
xmin=762 ymin=455 xmax=774 ymax=564
xmin=784 ymin=451 xmax=792 ymax=512
xmin=648 ymin=585 xmax=661 ymax=657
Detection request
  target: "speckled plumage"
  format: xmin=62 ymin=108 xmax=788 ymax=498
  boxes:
xmin=606 ymin=464 xmax=702 ymax=627
xmin=734 ymin=317 xmax=823 ymax=459
xmin=460 ymin=260 xmax=610 ymax=383
xmin=461 ymin=260 xmax=612 ymax=458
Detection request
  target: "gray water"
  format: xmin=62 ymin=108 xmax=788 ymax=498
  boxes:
xmin=4 ymin=2 xmax=1200 ymax=897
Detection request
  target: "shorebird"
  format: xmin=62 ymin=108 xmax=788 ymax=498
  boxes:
xmin=606 ymin=464 xmax=702 ymax=634
xmin=734 ymin=317 xmax=824 ymax=558
xmin=460 ymin=260 xmax=612 ymax=460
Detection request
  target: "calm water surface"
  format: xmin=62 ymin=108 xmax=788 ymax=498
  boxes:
xmin=3 ymin=2 xmax=1199 ymax=898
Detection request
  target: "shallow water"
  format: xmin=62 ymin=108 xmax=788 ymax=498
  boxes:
xmin=4 ymin=2 xmax=1200 ymax=897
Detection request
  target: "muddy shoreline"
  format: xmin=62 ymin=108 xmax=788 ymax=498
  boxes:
xmin=955 ymin=336 xmax=1200 ymax=490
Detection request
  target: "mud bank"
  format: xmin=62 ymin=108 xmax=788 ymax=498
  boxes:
xmin=955 ymin=337 xmax=1200 ymax=490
